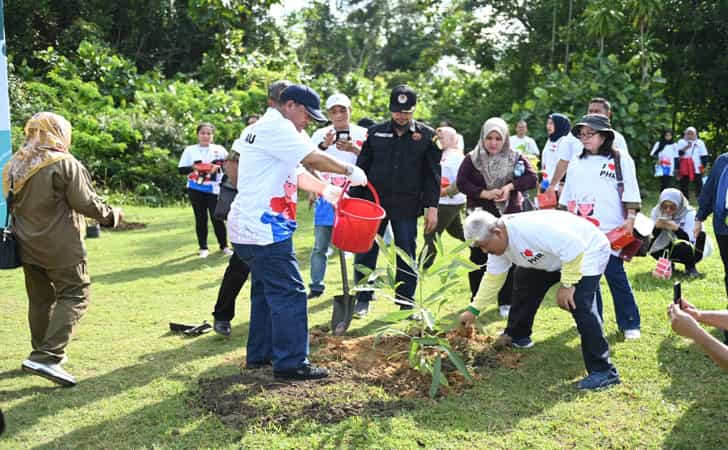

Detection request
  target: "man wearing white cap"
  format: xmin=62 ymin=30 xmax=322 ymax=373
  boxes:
xmin=307 ymin=94 xmax=369 ymax=299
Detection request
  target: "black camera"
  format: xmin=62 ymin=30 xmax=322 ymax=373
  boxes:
xmin=335 ymin=130 xmax=351 ymax=142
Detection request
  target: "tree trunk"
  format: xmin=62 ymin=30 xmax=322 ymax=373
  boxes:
xmin=550 ymin=0 xmax=557 ymax=69
xmin=564 ymin=0 xmax=573 ymax=71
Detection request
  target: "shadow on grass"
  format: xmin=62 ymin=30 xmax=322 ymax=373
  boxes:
xmin=92 ymin=254 xmax=229 ymax=285
xmin=657 ymin=331 xmax=728 ymax=449
xmin=0 ymin=318 xmax=252 ymax=443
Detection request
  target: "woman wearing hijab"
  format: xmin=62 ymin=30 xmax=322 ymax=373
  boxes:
xmin=650 ymin=129 xmax=678 ymax=192
xmin=676 ymin=126 xmax=710 ymax=199
xmin=457 ymin=117 xmax=538 ymax=318
xmin=2 ymin=112 xmax=122 ymax=387
xmin=559 ymin=114 xmax=643 ymax=340
xmin=649 ymin=188 xmax=705 ymax=278
xmin=541 ymin=113 xmax=581 ymax=193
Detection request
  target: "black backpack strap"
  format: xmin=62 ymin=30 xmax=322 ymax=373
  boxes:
xmin=611 ymin=150 xmax=628 ymax=219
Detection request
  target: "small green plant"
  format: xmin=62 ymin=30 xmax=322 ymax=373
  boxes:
xmin=355 ymin=234 xmax=477 ymax=398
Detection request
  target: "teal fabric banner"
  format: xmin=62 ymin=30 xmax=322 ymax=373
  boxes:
xmin=0 ymin=0 xmax=11 ymax=227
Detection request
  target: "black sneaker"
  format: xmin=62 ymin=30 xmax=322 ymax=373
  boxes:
xmin=686 ymin=268 xmax=702 ymax=279
xmin=273 ymin=364 xmax=329 ymax=380
xmin=307 ymin=291 xmax=323 ymax=299
xmin=244 ymin=360 xmax=272 ymax=370
xmin=213 ymin=320 xmax=231 ymax=336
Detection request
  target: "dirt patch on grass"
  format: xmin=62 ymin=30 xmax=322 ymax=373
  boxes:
xmin=108 ymin=221 xmax=147 ymax=232
xmin=197 ymin=326 xmax=523 ymax=430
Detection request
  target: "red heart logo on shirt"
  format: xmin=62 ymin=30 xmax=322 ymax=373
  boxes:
xmin=523 ymin=249 xmax=533 ymax=257
xmin=608 ymin=163 xmax=615 ymax=170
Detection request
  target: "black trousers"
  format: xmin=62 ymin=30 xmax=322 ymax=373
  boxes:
xmin=650 ymin=231 xmax=706 ymax=271
xmin=188 ymin=189 xmax=227 ymax=250
xmin=716 ymin=234 xmax=728 ymax=344
xmin=659 ymin=175 xmax=672 ymax=192
xmin=678 ymin=176 xmax=703 ymax=200
xmin=212 ymin=252 xmax=251 ymax=321
xmin=422 ymin=204 xmax=465 ymax=269
xmin=468 ymin=246 xmax=513 ymax=306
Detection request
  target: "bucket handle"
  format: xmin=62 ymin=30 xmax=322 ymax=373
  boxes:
xmin=337 ymin=180 xmax=380 ymax=206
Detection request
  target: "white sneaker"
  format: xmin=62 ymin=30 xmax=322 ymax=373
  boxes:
xmin=499 ymin=305 xmax=511 ymax=319
xmin=199 ymin=249 xmax=209 ymax=258
xmin=222 ymin=247 xmax=234 ymax=256
xmin=325 ymin=247 xmax=335 ymax=257
xmin=344 ymin=252 xmax=353 ymax=259
xmin=59 ymin=355 xmax=68 ymax=365
xmin=624 ymin=329 xmax=641 ymax=340
xmin=22 ymin=359 xmax=77 ymax=387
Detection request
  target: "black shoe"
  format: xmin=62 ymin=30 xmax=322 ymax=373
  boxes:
xmin=307 ymin=291 xmax=323 ymax=299
xmin=274 ymin=364 xmax=329 ymax=380
xmin=244 ymin=360 xmax=272 ymax=370
xmin=686 ymin=267 xmax=702 ymax=279
xmin=213 ymin=320 xmax=231 ymax=336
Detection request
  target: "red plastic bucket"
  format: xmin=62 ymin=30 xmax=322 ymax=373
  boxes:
xmin=332 ymin=182 xmax=386 ymax=253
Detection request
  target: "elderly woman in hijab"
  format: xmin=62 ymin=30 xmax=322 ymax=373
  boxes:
xmin=457 ymin=117 xmax=537 ymax=317
xmin=2 ymin=112 xmax=121 ymax=387
xmin=650 ymin=188 xmax=706 ymax=278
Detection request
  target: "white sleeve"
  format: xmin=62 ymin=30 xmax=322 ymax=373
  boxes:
xmin=682 ymin=211 xmax=697 ymax=243
xmin=698 ymin=140 xmax=708 ymax=156
xmin=485 ymin=253 xmax=511 ymax=275
xmin=178 ymin=146 xmax=194 ymax=167
xmin=310 ymin=127 xmax=326 ymax=147
xmin=528 ymin=138 xmax=540 ymax=156
xmin=457 ymin=134 xmax=465 ymax=151
xmin=270 ymin=122 xmax=318 ymax=165
xmin=614 ymin=133 xmax=629 ymax=153
xmin=619 ymin=154 xmax=641 ymax=203
xmin=558 ymin=136 xmax=580 ymax=162
xmin=650 ymin=142 xmax=660 ymax=157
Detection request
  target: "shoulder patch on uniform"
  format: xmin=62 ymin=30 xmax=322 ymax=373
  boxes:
xmin=374 ymin=132 xmax=393 ymax=138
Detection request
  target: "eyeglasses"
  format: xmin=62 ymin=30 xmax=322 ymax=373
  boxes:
xmin=578 ymin=131 xmax=598 ymax=140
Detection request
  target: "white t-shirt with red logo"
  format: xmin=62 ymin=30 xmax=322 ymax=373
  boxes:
xmin=439 ymin=149 xmax=466 ymax=205
xmin=558 ymin=152 xmax=641 ymax=241
xmin=486 ymin=210 xmax=611 ymax=277
xmin=227 ymin=108 xmax=315 ymax=245
xmin=650 ymin=142 xmax=678 ymax=177
xmin=541 ymin=134 xmax=581 ymax=185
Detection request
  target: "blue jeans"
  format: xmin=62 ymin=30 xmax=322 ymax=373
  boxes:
xmin=309 ymin=225 xmax=333 ymax=294
xmin=506 ymin=268 xmax=615 ymax=374
xmin=597 ymin=255 xmax=641 ymax=331
xmin=354 ymin=218 xmax=418 ymax=308
xmin=233 ymin=239 xmax=309 ymax=371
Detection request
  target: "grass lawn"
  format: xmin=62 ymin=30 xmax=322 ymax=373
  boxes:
xmin=1 ymin=201 xmax=727 ymax=449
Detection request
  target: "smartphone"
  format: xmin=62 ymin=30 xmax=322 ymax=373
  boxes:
xmin=673 ymin=281 xmax=682 ymax=305
xmin=335 ymin=130 xmax=351 ymax=142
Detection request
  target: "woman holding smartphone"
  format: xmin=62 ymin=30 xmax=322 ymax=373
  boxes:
xmin=649 ymin=188 xmax=705 ymax=278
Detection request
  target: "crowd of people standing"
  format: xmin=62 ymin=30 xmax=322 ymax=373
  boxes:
xmin=7 ymin=81 xmax=728 ymax=390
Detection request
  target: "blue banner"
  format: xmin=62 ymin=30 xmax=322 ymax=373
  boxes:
xmin=0 ymin=0 xmax=10 ymax=227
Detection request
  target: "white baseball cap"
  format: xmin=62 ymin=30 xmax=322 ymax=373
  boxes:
xmin=326 ymin=93 xmax=351 ymax=110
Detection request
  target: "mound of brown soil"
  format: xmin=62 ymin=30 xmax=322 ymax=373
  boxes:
xmin=108 ymin=221 xmax=146 ymax=232
xmin=197 ymin=327 xmax=523 ymax=430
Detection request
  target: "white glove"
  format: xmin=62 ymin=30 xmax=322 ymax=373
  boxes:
xmin=321 ymin=184 xmax=343 ymax=205
xmin=347 ymin=165 xmax=368 ymax=187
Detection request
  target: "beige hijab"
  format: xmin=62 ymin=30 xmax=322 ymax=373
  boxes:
xmin=469 ymin=117 xmax=518 ymax=212
xmin=3 ymin=112 xmax=73 ymax=196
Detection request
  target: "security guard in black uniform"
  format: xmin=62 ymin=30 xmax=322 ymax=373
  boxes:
xmin=352 ymin=85 xmax=441 ymax=317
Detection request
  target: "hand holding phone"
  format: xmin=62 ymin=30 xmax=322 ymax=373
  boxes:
xmin=673 ymin=281 xmax=682 ymax=306
xmin=335 ymin=130 xmax=351 ymax=142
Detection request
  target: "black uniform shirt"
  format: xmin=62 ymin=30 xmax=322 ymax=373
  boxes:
xmin=354 ymin=120 xmax=441 ymax=220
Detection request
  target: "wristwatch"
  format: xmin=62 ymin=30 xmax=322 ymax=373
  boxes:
xmin=318 ymin=142 xmax=327 ymax=150
xmin=561 ymin=283 xmax=574 ymax=289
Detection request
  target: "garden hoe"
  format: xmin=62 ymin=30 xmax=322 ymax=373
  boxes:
xmin=331 ymin=248 xmax=354 ymax=336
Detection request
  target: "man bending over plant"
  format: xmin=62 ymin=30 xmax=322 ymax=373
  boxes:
xmin=459 ymin=209 xmax=620 ymax=390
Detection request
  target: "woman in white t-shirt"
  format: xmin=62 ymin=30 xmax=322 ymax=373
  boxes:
xmin=540 ymin=113 xmax=580 ymax=192
xmin=676 ymin=126 xmax=709 ymax=200
xmin=178 ymin=123 xmax=230 ymax=258
xmin=650 ymin=129 xmax=678 ymax=192
xmin=559 ymin=114 xmax=643 ymax=340
xmin=422 ymin=126 xmax=467 ymax=269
